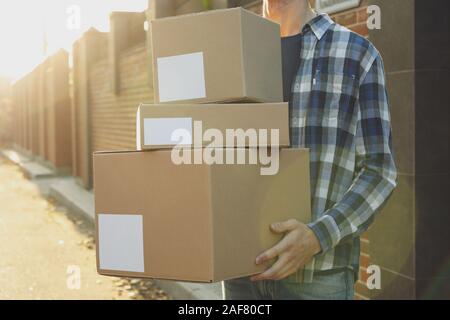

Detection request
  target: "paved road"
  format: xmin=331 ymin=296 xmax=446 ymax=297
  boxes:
xmin=0 ymin=156 xmax=169 ymax=300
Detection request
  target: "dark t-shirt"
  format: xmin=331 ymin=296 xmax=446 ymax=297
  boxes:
xmin=281 ymin=33 xmax=302 ymax=102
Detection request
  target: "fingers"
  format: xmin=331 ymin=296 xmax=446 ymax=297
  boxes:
xmin=255 ymin=236 xmax=290 ymax=264
xmin=269 ymin=263 xmax=296 ymax=281
xmin=257 ymin=219 xmax=300 ymax=264
xmin=251 ymin=256 xmax=296 ymax=281
xmin=250 ymin=258 xmax=286 ymax=281
xmin=270 ymin=219 xmax=299 ymax=234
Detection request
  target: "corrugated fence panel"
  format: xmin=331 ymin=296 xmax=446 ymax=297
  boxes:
xmin=89 ymin=43 xmax=153 ymax=152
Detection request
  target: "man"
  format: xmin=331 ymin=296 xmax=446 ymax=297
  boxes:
xmin=224 ymin=0 xmax=397 ymax=300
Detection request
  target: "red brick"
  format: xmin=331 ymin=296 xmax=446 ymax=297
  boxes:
xmin=348 ymin=23 xmax=369 ymax=37
xmin=355 ymin=280 xmax=371 ymax=299
xmin=333 ymin=11 xmax=357 ymax=26
xmin=361 ymin=240 xmax=369 ymax=254
xmin=360 ymin=232 xmax=370 ymax=242
xmin=359 ymin=267 xmax=370 ymax=283
xmin=360 ymin=253 xmax=370 ymax=269
xmin=357 ymin=6 xmax=369 ymax=23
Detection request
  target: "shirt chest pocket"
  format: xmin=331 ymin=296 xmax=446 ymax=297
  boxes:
xmin=311 ymin=70 xmax=359 ymax=127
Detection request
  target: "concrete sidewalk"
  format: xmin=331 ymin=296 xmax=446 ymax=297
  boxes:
xmin=0 ymin=155 xmax=168 ymax=299
xmin=1 ymin=148 xmax=222 ymax=300
xmin=1 ymin=149 xmax=54 ymax=180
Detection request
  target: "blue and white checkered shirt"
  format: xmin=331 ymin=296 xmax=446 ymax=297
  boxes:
xmin=287 ymin=13 xmax=397 ymax=283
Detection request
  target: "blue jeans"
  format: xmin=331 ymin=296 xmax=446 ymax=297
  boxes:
xmin=223 ymin=269 xmax=355 ymax=300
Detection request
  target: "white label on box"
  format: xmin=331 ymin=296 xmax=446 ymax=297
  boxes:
xmin=157 ymin=52 xmax=206 ymax=102
xmin=98 ymin=214 xmax=144 ymax=273
xmin=144 ymin=117 xmax=192 ymax=146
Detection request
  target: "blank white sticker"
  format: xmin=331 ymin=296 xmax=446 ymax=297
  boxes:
xmin=144 ymin=117 xmax=192 ymax=146
xmin=98 ymin=214 xmax=144 ymax=273
xmin=157 ymin=52 xmax=206 ymax=102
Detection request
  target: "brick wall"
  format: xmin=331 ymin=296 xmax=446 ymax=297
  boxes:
xmin=10 ymin=50 xmax=71 ymax=172
xmin=70 ymin=13 xmax=148 ymax=188
xmin=245 ymin=0 xmax=369 ymax=37
xmin=330 ymin=0 xmax=369 ymax=37
xmin=89 ymin=43 xmax=153 ymax=152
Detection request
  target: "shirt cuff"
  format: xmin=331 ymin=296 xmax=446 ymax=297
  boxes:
xmin=307 ymin=213 xmax=341 ymax=255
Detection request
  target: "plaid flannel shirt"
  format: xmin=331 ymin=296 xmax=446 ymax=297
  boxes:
xmin=287 ymin=14 xmax=397 ymax=283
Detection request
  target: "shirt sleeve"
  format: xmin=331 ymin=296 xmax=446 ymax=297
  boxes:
xmin=307 ymin=53 xmax=398 ymax=254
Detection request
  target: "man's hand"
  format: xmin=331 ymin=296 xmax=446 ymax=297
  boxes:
xmin=250 ymin=219 xmax=321 ymax=281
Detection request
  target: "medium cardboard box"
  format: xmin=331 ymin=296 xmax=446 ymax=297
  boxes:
xmin=136 ymin=102 xmax=290 ymax=150
xmin=94 ymin=149 xmax=311 ymax=282
xmin=151 ymin=7 xmax=283 ymax=104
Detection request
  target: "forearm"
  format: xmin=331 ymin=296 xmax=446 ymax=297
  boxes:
xmin=308 ymin=154 xmax=397 ymax=253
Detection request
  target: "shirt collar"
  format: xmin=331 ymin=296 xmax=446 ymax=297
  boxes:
xmin=302 ymin=13 xmax=334 ymax=40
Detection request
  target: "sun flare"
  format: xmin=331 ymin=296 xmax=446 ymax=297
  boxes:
xmin=0 ymin=0 xmax=147 ymax=80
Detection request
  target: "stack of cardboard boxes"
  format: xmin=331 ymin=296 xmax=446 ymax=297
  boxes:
xmin=94 ymin=8 xmax=311 ymax=283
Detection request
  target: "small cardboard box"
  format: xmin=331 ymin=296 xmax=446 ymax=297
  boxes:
xmin=136 ymin=102 xmax=290 ymax=150
xmin=151 ymin=7 xmax=283 ymax=104
xmin=94 ymin=149 xmax=311 ymax=282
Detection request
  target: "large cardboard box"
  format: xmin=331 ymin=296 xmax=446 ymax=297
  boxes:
xmin=151 ymin=7 xmax=283 ymax=104
xmin=94 ymin=149 xmax=311 ymax=282
xmin=136 ymin=102 xmax=290 ymax=150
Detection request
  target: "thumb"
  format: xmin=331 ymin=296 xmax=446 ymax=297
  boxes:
xmin=270 ymin=219 xmax=299 ymax=234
